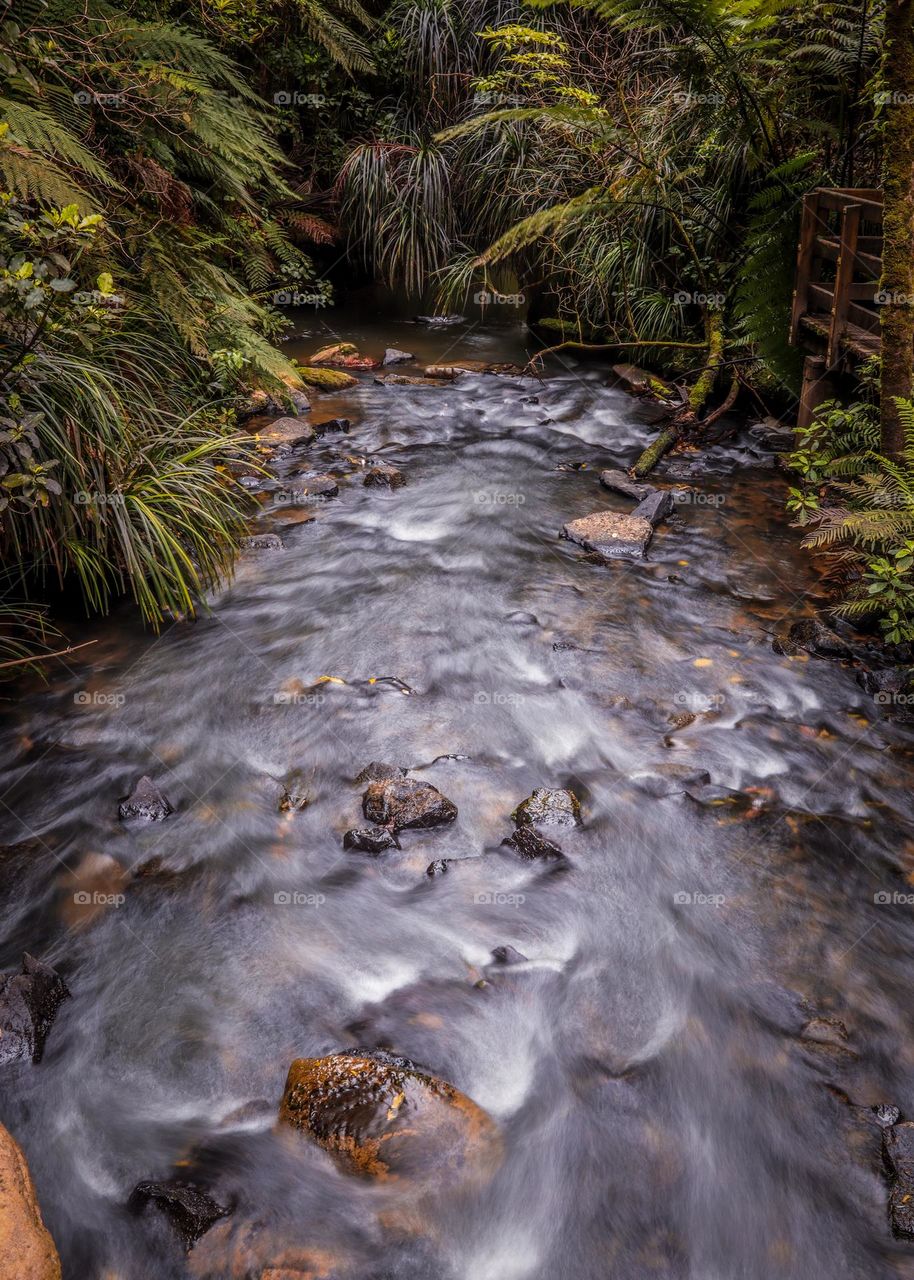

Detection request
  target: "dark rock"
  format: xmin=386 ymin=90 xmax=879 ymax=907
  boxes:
xmin=364 ymin=462 xmax=406 ymax=489
xmin=0 ymin=954 xmax=70 ymax=1066
xmin=490 ymin=945 xmax=528 ymax=966
xmin=856 ymin=667 xmax=912 ymax=696
xmin=875 ymin=1104 xmax=901 ymax=1129
xmin=119 ymin=775 xmax=173 ymax=822
xmin=313 ymin=417 xmax=350 ymax=436
xmin=414 ymin=314 xmax=465 ymax=327
xmin=383 ymin=348 xmax=414 ymax=365
xmin=501 ymin=827 xmax=565 ymax=861
xmin=129 ymin=1179 xmax=229 ymax=1249
xmin=599 ymin=470 xmax=654 ymax=501
xmin=884 ymin=1121 xmax=914 ymax=1236
xmin=363 ymin=777 xmax=457 ymax=831
xmin=238 ymin=534 xmax=283 ymax=552
xmin=513 ymin=788 xmax=581 ymax=828
xmin=631 ymin=489 xmax=675 ymax=527
xmin=279 ymin=1051 xmax=498 ymax=1184
xmin=344 ymin=827 xmax=399 ymax=854
xmin=354 ymin=761 xmax=407 ymax=784
xmin=288 ymin=471 xmax=339 ymax=498
xmin=426 ymin=858 xmax=453 ymax=876
xmin=287 ymin=389 xmax=311 ymax=416
xmin=780 ymin=618 xmax=854 ymax=661
xmin=561 ymin=510 xmax=653 ymax=558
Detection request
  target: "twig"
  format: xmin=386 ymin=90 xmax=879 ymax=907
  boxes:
xmin=0 ymin=639 xmax=98 ymax=671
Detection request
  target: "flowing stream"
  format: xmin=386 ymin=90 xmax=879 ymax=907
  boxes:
xmin=3 ymin=312 xmax=914 ymax=1279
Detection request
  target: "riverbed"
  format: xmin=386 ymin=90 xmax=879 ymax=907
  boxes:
xmin=2 ymin=311 xmax=914 ymax=1279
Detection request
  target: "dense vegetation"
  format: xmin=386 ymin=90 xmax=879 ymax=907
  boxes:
xmin=2 ymin=0 xmax=914 ymax=653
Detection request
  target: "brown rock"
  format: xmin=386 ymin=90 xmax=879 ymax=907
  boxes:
xmin=362 ymin=778 xmax=457 ymax=831
xmin=278 ymin=1051 xmax=499 ymax=1185
xmin=364 ymin=463 xmax=405 ymax=489
xmin=0 ymin=1123 xmax=61 ymax=1279
xmin=255 ymin=419 xmax=315 ymax=450
xmin=561 ymin=510 xmax=653 ymax=558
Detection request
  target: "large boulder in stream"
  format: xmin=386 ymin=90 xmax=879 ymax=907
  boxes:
xmin=561 ymin=510 xmax=653 ymax=559
xmin=0 ymin=954 xmax=70 ymax=1066
xmin=512 ymin=787 xmax=581 ymax=828
xmin=362 ymin=778 xmax=457 ymax=831
xmin=0 ymin=1123 xmax=61 ymax=1279
xmin=278 ymin=1050 xmax=499 ymax=1185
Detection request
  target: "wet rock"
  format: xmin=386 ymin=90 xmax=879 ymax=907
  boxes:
xmin=239 ymin=534 xmax=283 ymax=553
xmin=129 ymin=1179 xmax=230 ymax=1249
xmin=364 ymin=462 xmax=406 ymax=489
xmin=273 ymin=773 xmax=310 ymax=813
xmin=374 ymin=373 xmax=440 ymax=387
xmin=631 ymin=489 xmax=674 ymax=527
xmin=874 ymin=1104 xmax=902 ymax=1128
xmin=309 ymin=343 xmax=377 ymax=370
xmin=312 ymin=418 xmax=350 ymax=437
xmin=561 ymin=510 xmax=653 ymax=559
xmin=857 ymin=666 xmax=913 ymax=696
xmin=599 ymin=470 xmax=654 ymax=501
xmin=278 ymin=1051 xmax=499 ymax=1183
xmin=426 ymin=858 xmax=453 ymax=876
xmin=884 ymin=1121 xmax=914 ymax=1237
xmin=286 ymin=389 xmax=312 ymax=416
xmin=354 ymin=761 xmax=407 ymax=784
xmin=119 ymin=775 xmax=173 ymax=822
xmin=344 ymin=828 xmax=399 ymax=854
xmin=0 ymin=1122 xmax=61 ymax=1278
xmin=501 ymin=827 xmax=565 ymax=861
xmin=490 ymin=945 xmax=528 ymax=966
xmin=383 ymin=348 xmax=414 ymax=365
xmin=255 ymin=418 xmax=315 ymax=450
xmin=628 ymin=764 xmax=711 ymax=797
xmin=512 ymin=788 xmax=581 ymax=828
xmin=414 ymin=314 xmax=465 ymax=327
xmin=288 ymin=472 xmax=339 ymax=499
xmin=298 ymin=366 xmax=358 ymax=392
xmin=423 ymin=365 xmax=464 ymax=380
xmin=776 ymin=618 xmax=854 ymax=661
xmin=0 ymin=954 xmax=70 ymax=1066
xmin=363 ymin=778 xmax=457 ymax=831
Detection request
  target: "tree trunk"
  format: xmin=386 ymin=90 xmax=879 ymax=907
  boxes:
xmin=880 ymin=0 xmax=914 ymax=458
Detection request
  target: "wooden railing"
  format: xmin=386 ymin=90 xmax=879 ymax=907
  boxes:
xmin=790 ymin=187 xmax=883 ymax=370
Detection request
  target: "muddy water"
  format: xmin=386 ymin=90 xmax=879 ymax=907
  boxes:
xmin=3 ymin=312 xmax=914 ymax=1279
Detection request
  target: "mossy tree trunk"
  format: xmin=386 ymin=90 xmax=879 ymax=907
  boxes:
xmin=687 ymin=308 xmax=725 ymax=416
xmin=880 ymin=0 xmax=914 ymax=458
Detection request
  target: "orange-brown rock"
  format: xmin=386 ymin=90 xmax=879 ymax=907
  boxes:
xmin=0 ymin=1123 xmax=61 ymax=1280
xmin=278 ymin=1051 xmax=499 ymax=1185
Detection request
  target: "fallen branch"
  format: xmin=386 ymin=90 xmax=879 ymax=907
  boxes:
xmin=630 ymin=426 xmax=681 ymax=478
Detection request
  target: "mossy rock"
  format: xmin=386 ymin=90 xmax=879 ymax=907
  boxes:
xmin=297 ymin=366 xmax=358 ymax=392
xmin=279 ymin=1051 xmax=500 ymax=1185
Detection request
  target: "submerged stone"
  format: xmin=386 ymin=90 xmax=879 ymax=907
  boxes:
xmin=239 ymin=534 xmax=283 ymax=553
xmin=278 ymin=1051 xmax=499 ymax=1183
xmin=344 ymin=827 xmax=399 ymax=854
xmin=561 ymin=510 xmax=653 ymax=559
xmin=0 ymin=954 xmax=70 ymax=1066
xmin=512 ymin=788 xmax=581 ymax=828
xmin=288 ymin=471 xmax=339 ymax=498
xmin=490 ymin=945 xmax=528 ymax=966
xmin=118 ymin=776 xmax=173 ymax=822
xmin=364 ymin=462 xmax=406 ymax=489
xmin=362 ymin=778 xmax=457 ymax=831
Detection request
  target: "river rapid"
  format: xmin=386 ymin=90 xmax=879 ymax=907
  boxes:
xmin=3 ymin=311 xmax=914 ymax=1279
